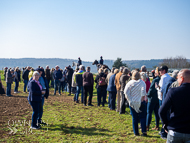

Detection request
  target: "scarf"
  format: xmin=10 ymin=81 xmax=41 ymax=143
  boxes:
xmin=33 ymin=80 xmax=42 ymax=91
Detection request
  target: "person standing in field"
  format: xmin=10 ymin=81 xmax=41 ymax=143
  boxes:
xmin=4 ymin=67 xmax=8 ymax=81
xmin=28 ymin=71 xmax=45 ymax=129
xmin=159 ymin=70 xmax=179 ymax=140
xmin=159 ymin=69 xmax=190 ymax=143
xmin=107 ymin=69 xmax=119 ymax=110
xmin=124 ymin=71 xmax=147 ymax=136
xmin=53 ymin=65 xmax=62 ymax=95
xmin=74 ymin=65 xmax=85 ymax=103
xmin=105 ymin=67 xmax=115 ymax=107
xmin=28 ymin=68 xmax=34 ymax=80
xmin=45 ymin=65 xmax=51 ymax=87
xmin=22 ymin=66 xmax=30 ymax=93
xmin=155 ymin=65 xmax=170 ymax=107
xmin=0 ymin=76 xmax=5 ymax=95
xmin=119 ymin=67 xmax=130 ymax=114
xmin=14 ymin=68 xmax=19 ymax=93
xmin=146 ymin=67 xmax=160 ymax=131
xmin=50 ymin=68 xmax=55 ymax=88
xmin=115 ymin=67 xmax=124 ymax=112
xmin=66 ymin=66 xmax=74 ymax=95
xmin=6 ymin=69 xmax=15 ymax=96
xmin=82 ymin=66 xmax=94 ymax=106
xmin=95 ymin=68 xmax=107 ymax=107
xmin=72 ymin=67 xmax=79 ymax=102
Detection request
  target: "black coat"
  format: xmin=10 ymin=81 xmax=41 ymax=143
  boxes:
xmin=95 ymin=73 xmax=107 ymax=89
xmin=22 ymin=69 xmax=30 ymax=80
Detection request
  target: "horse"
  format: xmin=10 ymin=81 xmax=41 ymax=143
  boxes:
xmin=72 ymin=61 xmax=78 ymax=68
xmin=92 ymin=60 xmax=111 ymax=71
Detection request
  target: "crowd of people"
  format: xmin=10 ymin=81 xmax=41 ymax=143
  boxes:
xmin=1 ymin=57 xmax=190 ymax=142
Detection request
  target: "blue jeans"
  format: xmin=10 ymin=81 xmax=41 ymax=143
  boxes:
xmin=54 ymin=79 xmax=61 ymax=94
xmin=167 ymin=130 xmax=190 ymax=143
xmin=14 ymin=81 xmax=19 ymax=92
xmin=146 ymin=102 xmax=160 ymax=127
xmin=38 ymin=96 xmax=44 ymax=123
xmin=51 ymin=80 xmax=54 ymax=88
xmin=6 ymin=83 xmax=11 ymax=96
xmin=76 ymin=86 xmax=84 ymax=102
xmin=129 ymin=101 xmax=147 ymax=135
xmin=60 ymin=81 xmax=66 ymax=92
xmin=97 ymin=87 xmax=107 ymax=106
xmin=23 ymin=80 xmax=28 ymax=92
xmin=29 ymin=101 xmax=41 ymax=127
xmin=159 ymin=99 xmax=162 ymax=107
xmin=109 ymin=91 xmax=116 ymax=110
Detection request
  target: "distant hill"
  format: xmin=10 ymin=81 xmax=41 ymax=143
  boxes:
xmin=0 ymin=58 xmax=166 ymax=73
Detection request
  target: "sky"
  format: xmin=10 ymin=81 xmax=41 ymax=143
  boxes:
xmin=0 ymin=0 xmax=190 ymax=62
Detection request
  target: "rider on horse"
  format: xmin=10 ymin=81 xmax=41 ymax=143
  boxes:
xmin=100 ymin=56 xmax=103 ymax=65
xmin=77 ymin=57 xmax=82 ymax=67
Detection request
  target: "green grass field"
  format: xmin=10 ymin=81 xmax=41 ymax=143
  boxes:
xmin=0 ymin=72 xmax=164 ymax=143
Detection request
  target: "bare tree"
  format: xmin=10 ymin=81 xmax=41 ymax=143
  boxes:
xmin=160 ymin=56 xmax=190 ymax=68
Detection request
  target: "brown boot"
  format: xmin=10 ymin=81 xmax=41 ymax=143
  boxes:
xmin=152 ymin=126 xmax=159 ymax=131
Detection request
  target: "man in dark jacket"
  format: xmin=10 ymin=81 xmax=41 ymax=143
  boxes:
xmin=74 ymin=65 xmax=85 ymax=103
xmin=100 ymin=56 xmax=104 ymax=65
xmin=82 ymin=67 xmax=94 ymax=106
xmin=22 ymin=66 xmax=30 ymax=93
xmin=159 ymin=69 xmax=190 ymax=143
xmin=6 ymin=69 xmax=15 ymax=96
xmin=159 ymin=70 xmax=179 ymax=139
xmin=53 ymin=65 xmax=62 ymax=95
xmin=66 ymin=66 xmax=74 ymax=95
xmin=45 ymin=65 xmax=51 ymax=87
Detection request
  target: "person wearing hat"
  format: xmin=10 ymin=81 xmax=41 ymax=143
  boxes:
xmin=155 ymin=65 xmax=171 ymax=106
xmin=6 ymin=68 xmax=15 ymax=96
xmin=77 ymin=57 xmax=82 ymax=67
xmin=146 ymin=67 xmax=161 ymax=131
xmin=100 ymin=56 xmax=104 ymax=65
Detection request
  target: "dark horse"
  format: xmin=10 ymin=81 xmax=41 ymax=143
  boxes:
xmin=92 ymin=60 xmax=111 ymax=71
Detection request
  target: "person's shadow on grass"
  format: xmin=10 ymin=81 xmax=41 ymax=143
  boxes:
xmin=47 ymin=123 xmax=112 ymax=136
